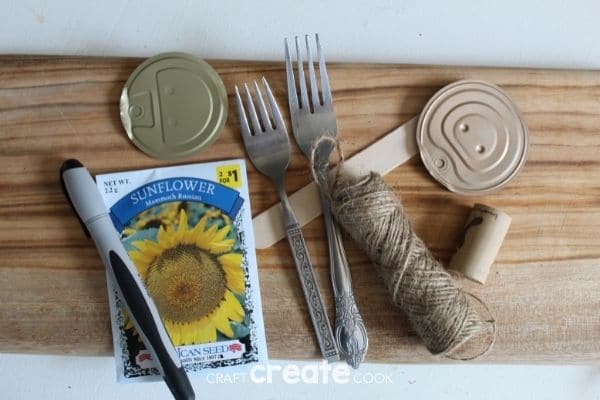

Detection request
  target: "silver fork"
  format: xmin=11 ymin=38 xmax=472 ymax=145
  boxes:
xmin=285 ymin=34 xmax=368 ymax=368
xmin=234 ymin=78 xmax=339 ymax=362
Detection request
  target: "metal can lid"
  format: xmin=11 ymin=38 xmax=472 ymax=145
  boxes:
xmin=120 ymin=52 xmax=227 ymax=160
xmin=416 ymin=80 xmax=528 ymax=195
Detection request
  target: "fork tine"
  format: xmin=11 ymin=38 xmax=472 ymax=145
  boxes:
xmin=316 ymin=33 xmax=332 ymax=108
xmin=234 ymin=85 xmax=252 ymax=140
xmin=305 ymin=35 xmax=320 ymax=110
xmin=261 ymin=77 xmax=286 ymax=132
xmin=242 ymin=83 xmax=263 ymax=134
xmin=295 ymin=36 xmax=310 ymax=111
xmin=252 ymin=80 xmax=272 ymax=130
xmin=285 ymin=38 xmax=299 ymax=113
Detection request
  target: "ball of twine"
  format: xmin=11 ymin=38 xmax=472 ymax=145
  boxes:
xmin=311 ymin=137 xmax=496 ymax=359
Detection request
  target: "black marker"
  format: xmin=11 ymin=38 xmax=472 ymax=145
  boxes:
xmin=60 ymin=159 xmax=195 ymax=400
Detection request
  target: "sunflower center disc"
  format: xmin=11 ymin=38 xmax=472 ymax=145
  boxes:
xmin=145 ymin=244 xmax=226 ymax=323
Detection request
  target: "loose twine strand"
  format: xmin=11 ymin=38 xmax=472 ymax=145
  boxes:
xmin=310 ymin=136 xmax=496 ymax=359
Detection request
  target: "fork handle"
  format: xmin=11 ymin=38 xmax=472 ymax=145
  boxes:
xmin=277 ymin=186 xmax=339 ymax=362
xmin=320 ymin=193 xmax=369 ymax=368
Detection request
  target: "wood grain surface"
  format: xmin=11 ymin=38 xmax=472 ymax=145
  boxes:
xmin=1 ymin=56 xmax=600 ymax=362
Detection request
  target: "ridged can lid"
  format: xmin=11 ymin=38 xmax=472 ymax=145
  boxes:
xmin=120 ymin=52 xmax=227 ymax=160
xmin=417 ymin=80 xmax=528 ymax=195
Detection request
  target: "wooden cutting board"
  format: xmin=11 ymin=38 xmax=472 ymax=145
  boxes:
xmin=1 ymin=56 xmax=599 ymax=362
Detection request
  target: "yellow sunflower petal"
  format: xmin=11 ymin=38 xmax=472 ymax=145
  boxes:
xmin=225 ymin=290 xmax=245 ymax=320
xmin=132 ymin=241 xmax=164 ymax=258
xmin=181 ymin=212 xmax=206 ymax=246
xmin=187 ymin=216 xmax=207 ymax=246
xmin=192 ymin=213 xmax=210 ymax=233
xmin=203 ymin=224 xmax=219 ymax=241
xmin=157 ymin=225 xmax=168 ymax=242
xmin=218 ymin=253 xmax=243 ymax=269
xmin=179 ymin=324 xmax=196 ymax=345
xmin=128 ymin=255 xmax=152 ymax=278
xmin=225 ymin=272 xmax=245 ymax=294
xmin=181 ymin=327 xmax=196 ymax=345
xmin=128 ymin=250 xmax=143 ymax=263
xmin=211 ymin=311 xmax=234 ymax=337
xmin=129 ymin=251 xmax=155 ymax=265
xmin=221 ymin=261 xmax=244 ymax=278
xmin=194 ymin=224 xmax=218 ymax=249
xmin=209 ymin=239 xmax=235 ymax=254
xmin=197 ymin=322 xmax=217 ymax=343
xmin=212 ymin=225 xmax=231 ymax=243
xmin=194 ymin=233 xmax=210 ymax=250
xmin=184 ymin=316 xmax=215 ymax=343
xmin=164 ymin=320 xmax=181 ymax=346
xmin=219 ymin=253 xmax=244 ymax=293
xmin=165 ymin=224 xmax=176 ymax=235
xmin=173 ymin=210 xmax=190 ymax=243
xmin=177 ymin=209 xmax=188 ymax=233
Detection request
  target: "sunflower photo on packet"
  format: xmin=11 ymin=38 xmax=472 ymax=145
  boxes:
xmin=95 ymin=160 xmax=267 ymax=382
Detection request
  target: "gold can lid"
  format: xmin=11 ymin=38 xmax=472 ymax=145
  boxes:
xmin=120 ymin=52 xmax=227 ymax=160
xmin=417 ymin=80 xmax=528 ymax=195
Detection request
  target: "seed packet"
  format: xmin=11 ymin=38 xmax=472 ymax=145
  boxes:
xmin=95 ymin=160 xmax=267 ymax=382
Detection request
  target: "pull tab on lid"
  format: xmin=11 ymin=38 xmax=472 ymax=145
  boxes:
xmin=416 ymin=80 xmax=528 ymax=195
xmin=120 ymin=52 xmax=227 ymax=160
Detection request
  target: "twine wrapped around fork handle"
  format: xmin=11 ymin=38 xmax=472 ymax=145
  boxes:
xmin=310 ymin=137 xmax=496 ymax=359
xmin=320 ymin=192 xmax=369 ymax=368
xmin=312 ymin=139 xmax=369 ymax=368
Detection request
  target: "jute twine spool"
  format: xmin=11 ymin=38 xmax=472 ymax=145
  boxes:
xmin=311 ymin=137 xmax=496 ymax=359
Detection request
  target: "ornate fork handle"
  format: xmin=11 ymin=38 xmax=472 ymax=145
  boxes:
xmin=320 ymin=193 xmax=368 ymax=368
xmin=278 ymin=184 xmax=339 ymax=362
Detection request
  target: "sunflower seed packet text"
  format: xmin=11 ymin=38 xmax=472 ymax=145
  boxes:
xmin=96 ymin=160 xmax=268 ymax=382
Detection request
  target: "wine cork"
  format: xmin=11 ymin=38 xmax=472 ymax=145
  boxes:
xmin=449 ymin=204 xmax=511 ymax=284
